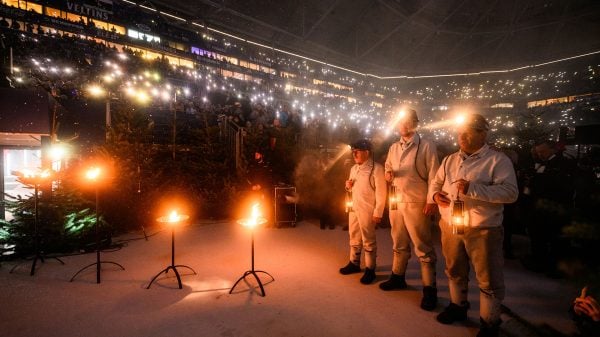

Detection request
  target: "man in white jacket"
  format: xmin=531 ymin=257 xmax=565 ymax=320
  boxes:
xmin=430 ymin=114 xmax=518 ymax=337
xmin=381 ymin=109 xmax=440 ymax=311
xmin=339 ymin=139 xmax=387 ymax=284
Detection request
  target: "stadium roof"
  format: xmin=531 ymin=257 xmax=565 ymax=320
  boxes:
xmin=143 ymin=0 xmax=600 ymax=76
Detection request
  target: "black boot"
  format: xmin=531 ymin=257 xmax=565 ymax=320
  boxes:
xmin=339 ymin=261 xmax=361 ymax=275
xmin=477 ymin=318 xmax=500 ymax=337
xmin=360 ymin=268 xmax=376 ymax=284
xmin=420 ymin=286 xmax=438 ymax=311
xmin=436 ymin=302 xmax=468 ymax=324
xmin=378 ymin=273 xmax=407 ymax=291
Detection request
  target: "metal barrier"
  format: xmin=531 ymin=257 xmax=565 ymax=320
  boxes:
xmin=219 ymin=115 xmax=245 ymax=174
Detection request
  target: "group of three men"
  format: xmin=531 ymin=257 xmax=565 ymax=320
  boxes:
xmin=340 ymin=111 xmax=518 ymax=337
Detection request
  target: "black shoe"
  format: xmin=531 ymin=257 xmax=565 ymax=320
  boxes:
xmin=477 ymin=318 xmax=500 ymax=337
xmin=436 ymin=303 xmax=468 ymax=325
xmin=342 ymin=225 xmax=349 ymax=231
xmin=420 ymin=286 xmax=438 ymax=311
xmin=328 ymin=224 xmax=335 ymax=230
xmin=339 ymin=261 xmax=361 ymax=275
xmin=379 ymin=273 xmax=407 ymax=291
xmin=360 ymin=268 xmax=376 ymax=284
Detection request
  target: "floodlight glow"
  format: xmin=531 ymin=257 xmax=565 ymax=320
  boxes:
xmin=455 ymin=115 xmax=466 ymax=126
xmin=50 ymin=145 xmax=67 ymax=161
xmin=86 ymin=167 xmax=101 ymax=181
xmin=398 ymin=109 xmax=406 ymax=119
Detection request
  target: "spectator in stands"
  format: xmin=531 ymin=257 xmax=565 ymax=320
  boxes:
xmin=430 ymin=114 xmax=518 ymax=337
xmin=278 ymin=109 xmax=289 ymax=127
xmin=523 ymin=140 xmax=575 ymax=276
xmin=380 ymin=109 xmax=440 ymax=312
xmin=339 ymin=139 xmax=386 ymax=285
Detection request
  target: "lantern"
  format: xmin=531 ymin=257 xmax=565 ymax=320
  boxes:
xmin=451 ymin=197 xmax=465 ymax=235
xmin=345 ymin=192 xmax=353 ymax=213
xmin=389 ymin=185 xmax=398 ymax=210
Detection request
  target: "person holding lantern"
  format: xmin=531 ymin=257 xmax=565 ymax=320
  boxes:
xmin=339 ymin=139 xmax=387 ymax=285
xmin=429 ymin=114 xmax=518 ymax=337
xmin=380 ymin=109 xmax=440 ymax=312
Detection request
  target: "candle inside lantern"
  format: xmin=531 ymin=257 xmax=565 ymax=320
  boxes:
xmin=389 ymin=185 xmax=398 ymax=210
xmin=451 ymin=199 xmax=465 ymax=234
xmin=345 ymin=192 xmax=353 ymax=213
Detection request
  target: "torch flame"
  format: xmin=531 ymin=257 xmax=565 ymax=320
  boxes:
xmin=247 ymin=203 xmax=261 ymax=227
xmin=86 ymin=167 xmax=101 ymax=180
xmin=168 ymin=210 xmax=180 ymax=223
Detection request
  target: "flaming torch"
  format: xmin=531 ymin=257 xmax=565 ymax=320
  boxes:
xmin=230 ymin=202 xmax=273 ymax=297
xmin=146 ymin=209 xmax=196 ymax=289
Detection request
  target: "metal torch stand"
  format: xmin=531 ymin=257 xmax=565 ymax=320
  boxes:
xmin=146 ymin=226 xmax=196 ymax=289
xmin=229 ymin=230 xmax=274 ymax=297
xmin=10 ymin=183 xmax=64 ymax=276
xmin=70 ymin=189 xmax=124 ymax=283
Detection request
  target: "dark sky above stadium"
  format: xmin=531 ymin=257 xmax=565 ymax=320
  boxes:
xmin=147 ymin=0 xmax=600 ymax=76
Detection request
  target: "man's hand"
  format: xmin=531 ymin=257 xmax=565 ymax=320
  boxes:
xmin=423 ymin=203 xmax=438 ymax=216
xmin=372 ymin=216 xmax=382 ymax=224
xmin=574 ymin=296 xmax=600 ymax=322
xmin=454 ymin=179 xmax=470 ymax=195
xmin=384 ymin=171 xmax=394 ymax=182
xmin=345 ymin=179 xmax=354 ymax=190
xmin=433 ymin=191 xmax=451 ymax=208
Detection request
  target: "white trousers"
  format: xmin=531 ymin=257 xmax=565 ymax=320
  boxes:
xmin=389 ymin=202 xmax=437 ymax=286
xmin=348 ymin=209 xmax=377 ymax=269
xmin=440 ymin=221 xmax=504 ymax=324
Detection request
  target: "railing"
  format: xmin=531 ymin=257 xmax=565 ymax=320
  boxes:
xmin=219 ymin=115 xmax=245 ymax=174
